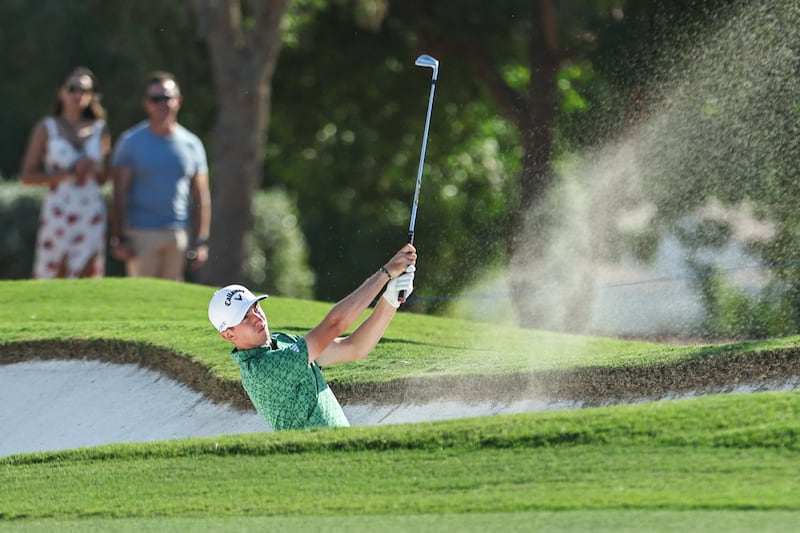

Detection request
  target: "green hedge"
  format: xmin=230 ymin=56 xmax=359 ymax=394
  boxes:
xmin=242 ymin=188 xmax=314 ymax=298
xmin=0 ymin=180 xmax=313 ymax=297
xmin=0 ymin=181 xmax=44 ymax=279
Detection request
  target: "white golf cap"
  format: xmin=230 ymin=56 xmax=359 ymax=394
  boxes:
xmin=208 ymin=284 xmax=268 ymax=333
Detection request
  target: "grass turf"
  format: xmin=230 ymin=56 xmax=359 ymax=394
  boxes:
xmin=4 ymin=277 xmax=799 ymax=384
xmin=2 ymin=391 xmax=798 ymax=521
xmin=5 ymin=512 xmax=800 ymax=533
xmin=1 ymin=278 xmax=799 ymax=531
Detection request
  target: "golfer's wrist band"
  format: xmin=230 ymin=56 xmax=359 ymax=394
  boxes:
xmin=379 ymin=266 xmax=393 ymax=280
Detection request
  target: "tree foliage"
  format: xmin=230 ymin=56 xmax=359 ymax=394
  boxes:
xmin=267 ymin=2 xmax=521 ymax=304
xmin=2 ymin=0 xmax=800 ymax=338
xmin=0 ymin=0 xmax=215 ymax=180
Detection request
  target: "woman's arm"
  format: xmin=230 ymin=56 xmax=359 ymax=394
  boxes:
xmin=94 ymin=125 xmax=112 ymax=186
xmin=19 ymin=121 xmax=71 ymax=186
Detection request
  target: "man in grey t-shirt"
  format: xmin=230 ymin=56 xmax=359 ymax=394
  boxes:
xmin=110 ymin=71 xmax=211 ymax=280
xmin=208 ymin=244 xmax=417 ymax=431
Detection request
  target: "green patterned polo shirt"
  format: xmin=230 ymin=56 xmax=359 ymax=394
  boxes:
xmin=230 ymin=332 xmax=350 ymax=431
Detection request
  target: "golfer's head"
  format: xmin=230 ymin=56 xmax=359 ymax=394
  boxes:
xmin=208 ymin=284 xmax=268 ymax=334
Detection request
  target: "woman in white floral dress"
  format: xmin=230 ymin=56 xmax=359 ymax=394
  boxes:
xmin=20 ymin=67 xmax=111 ymax=278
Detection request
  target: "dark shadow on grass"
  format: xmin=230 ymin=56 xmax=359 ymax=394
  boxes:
xmin=331 ymin=348 xmax=800 ymax=406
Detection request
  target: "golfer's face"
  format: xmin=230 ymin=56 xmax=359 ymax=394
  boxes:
xmin=229 ymin=302 xmax=269 ymax=349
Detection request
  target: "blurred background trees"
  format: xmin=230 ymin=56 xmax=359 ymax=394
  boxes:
xmin=1 ymin=0 xmax=798 ymax=339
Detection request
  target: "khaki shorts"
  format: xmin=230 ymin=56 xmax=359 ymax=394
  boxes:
xmin=126 ymin=228 xmax=188 ymax=281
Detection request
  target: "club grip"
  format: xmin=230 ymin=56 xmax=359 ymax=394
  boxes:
xmin=398 ymin=233 xmax=416 ymax=303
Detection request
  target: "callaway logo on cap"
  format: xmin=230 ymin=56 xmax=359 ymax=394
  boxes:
xmin=208 ymin=284 xmax=268 ymax=333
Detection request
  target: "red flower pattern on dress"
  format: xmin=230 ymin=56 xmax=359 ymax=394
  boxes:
xmin=34 ymin=117 xmax=106 ymax=279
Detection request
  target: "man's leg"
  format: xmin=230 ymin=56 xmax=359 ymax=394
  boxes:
xmin=159 ymin=229 xmax=189 ymax=281
xmin=126 ymin=229 xmax=163 ymax=278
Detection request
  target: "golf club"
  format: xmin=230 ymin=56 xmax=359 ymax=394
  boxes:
xmin=399 ymin=53 xmax=439 ymax=303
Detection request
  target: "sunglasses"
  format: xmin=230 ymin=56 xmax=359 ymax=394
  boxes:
xmin=147 ymin=94 xmax=176 ymax=104
xmin=66 ymin=83 xmax=92 ymax=94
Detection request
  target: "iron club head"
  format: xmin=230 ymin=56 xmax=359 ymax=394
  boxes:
xmin=415 ymin=54 xmax=439 ymax=79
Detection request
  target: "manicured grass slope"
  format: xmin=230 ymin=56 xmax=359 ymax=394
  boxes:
xmin=4 ymin=278 xmax=799 ymax=384
xmin=1 ymin=277 xmax=666 ymax=385
xmin=1 ymin=278 xmax=799 ymax=530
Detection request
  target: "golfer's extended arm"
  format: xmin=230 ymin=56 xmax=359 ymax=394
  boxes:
xmin=314 ymin=298 xmax=397 ymax=366
xmin=305 ymin=271 xmax=389 ymax=361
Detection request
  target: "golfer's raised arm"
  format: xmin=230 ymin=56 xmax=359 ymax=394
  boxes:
xmin=304 ymin=244 xmax=416 ymax=362
xmin=314 ymin=272 xmax=414 ymax=366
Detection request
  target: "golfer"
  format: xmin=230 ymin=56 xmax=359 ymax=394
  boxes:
xmin=208 ymin=243 xmax=417 ymax=431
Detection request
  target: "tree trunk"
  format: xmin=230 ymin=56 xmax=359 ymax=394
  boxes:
xmin=191 ymin=0 xmax=288 ymax=286
xmin=206 ymin=82 xmax=263 ymax=284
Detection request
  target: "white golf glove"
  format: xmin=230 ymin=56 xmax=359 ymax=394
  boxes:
xmin=383 ymin=271 xmax=415 ymax=308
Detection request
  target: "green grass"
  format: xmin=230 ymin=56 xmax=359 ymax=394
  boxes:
xmin=4 ymin=278 xmax=799 ymax=384
xmin=6 ymin=512 xmax=800 ymax=533
xmin=2 ymin=393 xmax=799 ymax=519
xmin=1 ymin=278 xmax=799 ymax=531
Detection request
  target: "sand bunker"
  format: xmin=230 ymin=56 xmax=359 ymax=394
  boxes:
xmin=0 ymin=360 xmax=266 ymax=457
xmin=0 ymin=359 xmax=583 ymax=457
xmin=2 ymin=344 xmax=799 ymax=457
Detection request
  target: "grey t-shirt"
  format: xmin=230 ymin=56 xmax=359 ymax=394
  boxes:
xmin=112 ymin=121 xmax=208 ymax=230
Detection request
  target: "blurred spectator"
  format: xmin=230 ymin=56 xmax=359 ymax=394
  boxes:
xmin=19 ymin=66 xmax=111 ymax=278
xmin=110 ymin=71 xmax=211 ymax=281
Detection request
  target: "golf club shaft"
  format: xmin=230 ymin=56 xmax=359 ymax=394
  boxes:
xmin=400 ymin=55 xmax=438 ymax=303
xmin=407 ymin=75 xmax=437 ymax=242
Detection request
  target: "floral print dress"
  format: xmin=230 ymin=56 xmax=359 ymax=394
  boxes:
xmin=33 ymin=117 xmax=107 ymax=278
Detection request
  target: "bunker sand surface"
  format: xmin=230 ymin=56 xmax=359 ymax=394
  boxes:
xmin=2 ymin=339 xmax=799 ymax=457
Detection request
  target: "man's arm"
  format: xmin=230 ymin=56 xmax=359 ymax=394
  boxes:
xmin=188 ymin=171 xmax=211 ymax=269
xmin=313 ymin=297 xmax=398 ymax=366
xmin=304 ymin=244 xmax=416 ymax=363
xmin=110 ymin=165 xmax=134 ymax=260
